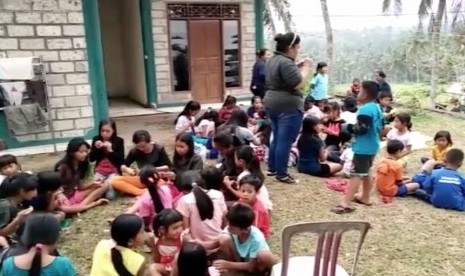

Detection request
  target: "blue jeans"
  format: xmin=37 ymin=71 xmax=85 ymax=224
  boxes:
xmin=267 ymin=109 xmax=304 ymax=178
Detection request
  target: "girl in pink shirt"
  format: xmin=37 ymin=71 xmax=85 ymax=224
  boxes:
xmin=125 ymin=166 xmax=175 ymax=230
xmin=175 ymin=170 xmax=227 ymax=249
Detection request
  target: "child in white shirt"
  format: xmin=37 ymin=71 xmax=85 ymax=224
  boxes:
xmin=304 ymin=96 xmax=324 ymax=119
xmin=340 ymin=147 xmax=354 ymax=178
xmin=175 ymin=101 xmax=201 ymax=134
xmin=340 ymin=97 xmax=358 ymax=125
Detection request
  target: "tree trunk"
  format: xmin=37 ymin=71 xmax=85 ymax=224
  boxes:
xmin=320 ymin=0 xmax=334 ymax=84
xmin=429 ymin=0 xmax=446 ymax=108
xmin=416 ymin=61 xmax=420 ymax=83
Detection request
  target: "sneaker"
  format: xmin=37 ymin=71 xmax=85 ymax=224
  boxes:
xmin=266 ymin=170 xmax=277 ymax=176
xmin=276 ymin=175 xmax=296 ymax=184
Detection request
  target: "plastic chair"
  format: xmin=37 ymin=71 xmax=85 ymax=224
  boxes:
xmin=271 ymin=221 xmax=370 ymax=276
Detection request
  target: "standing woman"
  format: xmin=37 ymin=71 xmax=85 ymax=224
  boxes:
xmin=250 ymin=48 xmax=267 ymax=99
xmin=263 ymin=32 xmax=313 ymax=184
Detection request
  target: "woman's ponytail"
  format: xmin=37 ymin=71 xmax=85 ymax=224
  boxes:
xmin=111 ymin=247 xmax=133 ymax=276
xmin=29 ymin=244 xmax=43 ymax=276
xmin=192 ymin=183 xmax=214 ymax=221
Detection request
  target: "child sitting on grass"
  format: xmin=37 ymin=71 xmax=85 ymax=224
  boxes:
xmin=152 ymin=209 xmax=185 ymax=275
xmin=0 ymin=173 xmax=36 ymax=244
xmin=219 ymin=96 xmax=239 ymax=123
xmin=55 ymin=138 xmax=109 ymax=214
xmin=1 ymin=213 xmax=76 ymax=275
xmin=90 ymin=214 xmax=155 ymax=275
xmin=174 ymin=100 xmax=201 ymax=135
xmin=238 ymin=175 xmax=270 ymax=239
xmin=297 ymin=116 xmax=342 ymax=177
xmin=378 ymin=91 xmax=395 ymax=137
xmin=0 ymin=154 xmax=31 ymax=185
xmin=387 ymin=113 xmax=413 ymax=159
xmin=414 ymin=149 xmax=465 ymax=211
xmin=376 ymin=140 xmax=420 ymax=198
xmin=214 ymin=204 xmax=275 ymax=274
xmin=89 ymin=118 xmax=125 ymax=200
xmin=421 ymin=130 xmax=453 ymax=164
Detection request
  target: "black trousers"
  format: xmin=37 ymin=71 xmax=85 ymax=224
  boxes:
xmin=250 ymin=84 xmax=266 ymax=99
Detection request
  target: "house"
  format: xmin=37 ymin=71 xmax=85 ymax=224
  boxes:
xmin=0 ymin=0 xmax=264 ymax=154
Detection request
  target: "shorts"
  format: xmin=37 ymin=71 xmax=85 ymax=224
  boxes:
xmin=412 ymin=170 xmax=430 ymax=189
xmin=351 ymin=154 xmax=375 ymax=177
xmin=298 ymin=163 xmax=331 ymax=177
xmin=62 ymin=190 xmax=86 ymax=206
xmin=395 ymin=184 xmax=409 ymax=197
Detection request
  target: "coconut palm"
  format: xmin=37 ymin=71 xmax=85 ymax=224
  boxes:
xmin=382 ymin=0 xmax=465 ymax=107
xmin=263 ymin=0 xmax=294 ymax=37
xmin=320 ymin=0 xmax=334 ymax=69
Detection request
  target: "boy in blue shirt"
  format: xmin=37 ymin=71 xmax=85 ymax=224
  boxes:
xmin=332 ymin=81 xmax=383 ymax=214
xmin=414 ymin=149 xmax=465 ymax=211
xmin=214 ymin=204 xmax=275 ymax=273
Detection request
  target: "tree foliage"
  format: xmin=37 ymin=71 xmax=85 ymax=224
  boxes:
xmin=299 ymin=28 xmax=465 ymax=85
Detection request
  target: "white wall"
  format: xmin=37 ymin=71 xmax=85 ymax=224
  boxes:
xmin=121 ymin=0 xmax=147 ymax=105
xmin=99 ymin=0 xmax=127 ymax=98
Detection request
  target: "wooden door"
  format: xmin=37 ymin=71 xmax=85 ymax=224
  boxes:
xmin=188 ymin=20 xmax=223 ymax=103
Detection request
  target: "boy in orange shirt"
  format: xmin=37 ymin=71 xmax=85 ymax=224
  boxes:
xmin=377 ymin=140 xmax=420 ymax=197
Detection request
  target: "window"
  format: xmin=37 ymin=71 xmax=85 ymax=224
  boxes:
xmin=223 ymin=20 xmax=240 ymax=88
xmin=169 ymin=20 xmax=190 ymax=91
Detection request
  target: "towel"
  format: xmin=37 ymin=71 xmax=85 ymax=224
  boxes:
xmin=324 ymin=178 xmax=349 ymax=193
xmin=3 ymin=103 xmax=48 ymax=135
xmin=0 ymin=57 xmax=35 ymax=80
xmin=25 ymin=80 xmax=47 ymax=109
xmin=1 ymin=81 xmax=26 ymax=106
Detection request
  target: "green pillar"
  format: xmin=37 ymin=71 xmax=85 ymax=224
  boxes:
xmin=82 ymin=0 xmax=108 ymax=127
xmin=140 ymin=0 xmax=158 ymax=107
xmin=254 ymin=0 xmax=264 ymax=51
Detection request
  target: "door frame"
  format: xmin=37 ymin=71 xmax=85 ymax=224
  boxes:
xmin=82 ymin=0 xmax=158 ymax=126
xmin=166 ymin=3 xmax=242 ymax=102
xmin=188 ymin=19 xmax=224 ymax=103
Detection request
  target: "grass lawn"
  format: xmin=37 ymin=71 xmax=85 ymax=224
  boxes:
xmin=17 ymin=110 xmax=465 ymax=276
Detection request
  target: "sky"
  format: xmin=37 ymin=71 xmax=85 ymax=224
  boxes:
xmin=283 ymin=0 xmax=424 ymax=31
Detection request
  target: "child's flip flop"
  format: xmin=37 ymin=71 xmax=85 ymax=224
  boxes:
xmin=331 ymin=205 xmax=355 ymax=214
xmin=352 ymin=196 xmax=373 ymax=206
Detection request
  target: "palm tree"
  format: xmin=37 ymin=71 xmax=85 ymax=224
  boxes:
xmin=320 ymin=0 xmax=334 ymax=70
xmin=263 ymin=0 xmax=294 ymax=36
xmin=382 ymin=0 xmax=464 ymax=107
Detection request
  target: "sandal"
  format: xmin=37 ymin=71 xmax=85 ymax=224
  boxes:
xmin=352 ymin=196 xmax=373 ymax=206
xmin=331 ymin=205 xmax=355 ymax=214
xmin=266 ymin=170 xmax=277 ymax=176
xmin=276 ymin=175 xmax=296 ymax=184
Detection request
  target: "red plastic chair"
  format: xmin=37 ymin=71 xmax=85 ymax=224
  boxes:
xmin=271 ymin=221 xmax=370 ymax=276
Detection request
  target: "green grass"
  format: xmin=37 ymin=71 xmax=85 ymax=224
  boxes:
xmin=18 ymin=110 xmax=465 ymax=276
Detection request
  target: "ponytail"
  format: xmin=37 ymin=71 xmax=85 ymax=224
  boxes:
xmin=139 ymin=165 xmax=165 ymax=214
xmin=111 ymin=247 xmax=133 ymax=276
xmin=235 ymin=145 xmax=264 ymax=182
xmin=29 ymin=244 xmax=43 ymax=276
xmin=147 ymin=184 xmax=165 ymax=214
xmin=407 ymin=122 xmax=412 ymax=131
xmin=248 ymin=154 xmax=265 ymax=183
xmin=192 ymin=184 xmax=214 ymax=221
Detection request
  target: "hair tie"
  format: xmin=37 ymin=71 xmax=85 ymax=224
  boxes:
xmin=108 ymin=239 xmax=117 ymax=249
xmin=192 ymin=182 xmax=198 ymax=187
xmin=35 ymin=243 xmax=44 ymax=250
